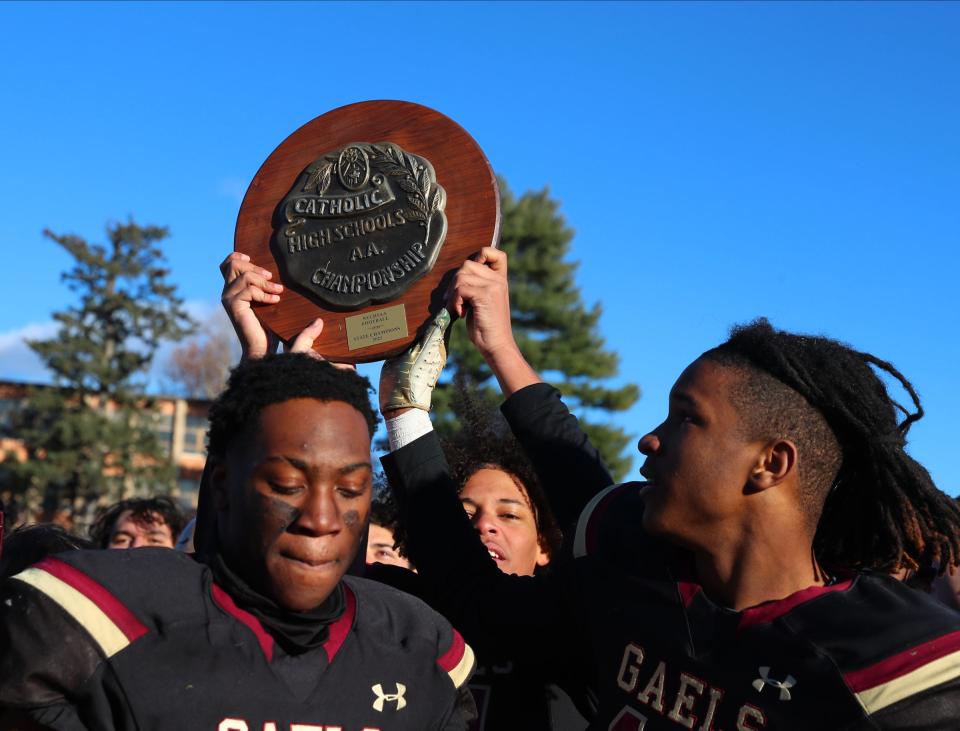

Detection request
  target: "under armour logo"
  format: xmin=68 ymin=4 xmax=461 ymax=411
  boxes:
xmin=372 ymin=682 xmax=407 ymax=712
xmin=752 ymin=666 xmax=796 ymax=701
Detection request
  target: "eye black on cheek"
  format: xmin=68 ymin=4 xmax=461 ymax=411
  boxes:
xmin=256 ymin=493 xmax=300 ymax=534
xmin=343 ymin=510 xmax=360 ymax=529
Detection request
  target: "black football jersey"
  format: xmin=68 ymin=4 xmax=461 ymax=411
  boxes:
xmin=381 ymin=383 xmax=960 ymax=731
xmin=574 ymin=483 xmax=960 ymax=730
xmin=0 ymin=548 xmax=475 ymax=731
xmin=364 ymin=562 xmax=590 ymax=731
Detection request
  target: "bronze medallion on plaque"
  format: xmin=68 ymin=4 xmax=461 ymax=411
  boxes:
xmin=236 ymin=101 xmax=499 ymax=363
xmin=274 ymin=142 xmax=447 ymax=309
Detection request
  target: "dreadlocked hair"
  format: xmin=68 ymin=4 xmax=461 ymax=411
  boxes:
xmin=205 ymin=353 xmax=379 ymax=461
xmin=441 ymin=381 xmax=563 ymax=563
xmin=704 ymin=318 xmax=960 ymax=575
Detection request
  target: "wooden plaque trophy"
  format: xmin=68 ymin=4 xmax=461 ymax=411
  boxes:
xmin=234 ymin=100 xmax=500 ymax=363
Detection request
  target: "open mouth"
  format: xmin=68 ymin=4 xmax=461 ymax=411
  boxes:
xmin=483 ymin=544 xmax=505 ymax=561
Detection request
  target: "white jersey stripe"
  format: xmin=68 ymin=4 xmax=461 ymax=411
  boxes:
xmin=573 ymin=483 xmax=619 ymax=558
xmin=855 ymin=648 xmax=960 ymax=714
xmin=447 ymin=642 xmax=476 ymax=689
xmin=12 ymin=566 xmax=130 ymax=657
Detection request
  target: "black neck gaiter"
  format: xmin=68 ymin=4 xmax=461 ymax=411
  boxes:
xmin=206 ymin=551 xmax=345 ymax=656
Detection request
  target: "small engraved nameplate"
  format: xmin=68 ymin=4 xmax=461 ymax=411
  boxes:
xmin=273 ymin=142 xmax=447 ymax=310
xmin=345 ymin=304 xmax=409 ymax=351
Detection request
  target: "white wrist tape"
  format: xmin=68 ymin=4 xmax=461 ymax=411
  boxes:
xmin=386 ymin=409 xmax=434 ymax=452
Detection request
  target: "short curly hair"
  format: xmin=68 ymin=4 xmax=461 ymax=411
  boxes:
xmin=206 ymin=354 xmax=379 ymax=461
xmin=89 ymin=497 xmax=186 ymax=548
xmin=370 ymin=473 xmax=402 ymax=531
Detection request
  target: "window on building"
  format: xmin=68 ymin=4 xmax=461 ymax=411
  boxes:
xmin=178 ymin=477 xmax=202 ymax=509
xmin=182 ymin=414 xmax=207 ymax=455
xmin=0 ymin=398 xmax=22 ymax=435
xmin=152 ymin=412 xmax=175 ymax=455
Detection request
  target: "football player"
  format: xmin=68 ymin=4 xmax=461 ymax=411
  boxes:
xmin=221 ymin=252 xmax=587 ymax=731
xmin=380 ymin=247 xmax=960 ymax=730
xmin=0 ymin=353 xmax=475 ymax=730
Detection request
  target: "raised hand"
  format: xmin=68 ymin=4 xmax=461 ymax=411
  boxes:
xmin=219 ymin=252 xmax=282 ymax=359
xmin=447 ymin=247 xmax=541 ymax=396
xmin=218 ymin=252 xmax=353 ymax=369
xmin=447 ymin=246 xmax=516 ymax=361
xmin=285 ymin=317 xmax=356 ymax=370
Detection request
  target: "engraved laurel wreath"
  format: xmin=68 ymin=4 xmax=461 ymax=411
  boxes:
xmin=300 ymin=143 xmax=445 ymax=244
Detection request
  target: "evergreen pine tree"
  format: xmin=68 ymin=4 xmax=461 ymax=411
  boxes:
xmin=4 ymin=221 xmax=194 ymax=526
xmin=432 ymin=182 xmax=640 ymax=481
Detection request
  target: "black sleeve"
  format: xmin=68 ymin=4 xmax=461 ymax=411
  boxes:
xmin=363 ymin=562 xmax=425 ymax=599
xmin=871 ymin=676 xmax=960 ymax=730
xmin=0 ymin=579 xmax=98 ymax=730
xmin=381 ymin=432 xmax=590 ymax=674
xmin=501 ymin=383 xmax=615 ymax=540
xmin=436 ymin=687 xmax=477 ymax=731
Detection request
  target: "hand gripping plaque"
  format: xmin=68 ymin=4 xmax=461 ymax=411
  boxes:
xmin=235 ymin=101 xmax=499 ymax=363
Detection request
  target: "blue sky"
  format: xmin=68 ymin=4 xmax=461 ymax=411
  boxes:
xmin=1 ymin=1 xmax=957 ymax=492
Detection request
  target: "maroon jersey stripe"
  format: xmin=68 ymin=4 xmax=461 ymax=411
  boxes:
xmin=437 ymin=628 xmax=467 ymax=672
xmin=323 ymin=584 xmax=356 ymax=663
xmin=210 ymin=583 xmax=274 ymax=662
xmin=677 ymin=581 xmax=700 ymax=608
xmin=585 ymin=484 xmax=629 ymax=555
xmin=35 ymin=557 xmax=147 ymax=643
xmin=844 ymin=628 xmax=960 ymax=691
xmin=738 ymin=579 xmax=854 ymax=630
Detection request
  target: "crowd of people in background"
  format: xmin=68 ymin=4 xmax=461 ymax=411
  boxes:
xmin=2 ymin=247 xmax=960 ymax=730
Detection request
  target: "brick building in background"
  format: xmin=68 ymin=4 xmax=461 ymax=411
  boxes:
xmin=0 ymin=380 xmax=210 ymax=521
